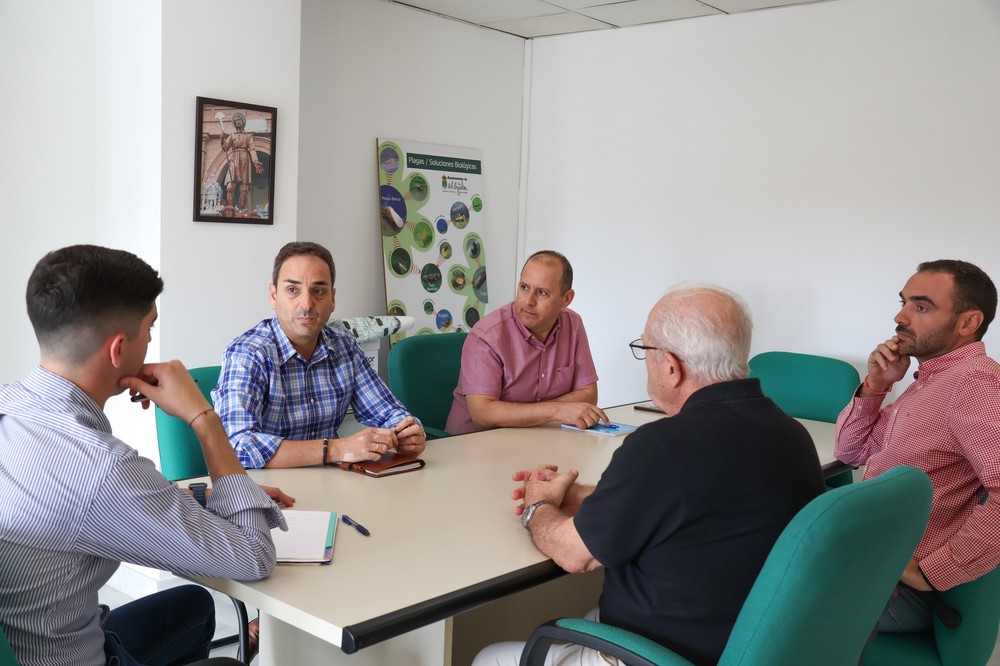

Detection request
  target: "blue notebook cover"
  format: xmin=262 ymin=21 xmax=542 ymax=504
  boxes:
xmin=561 ymin=422 xmax=638 ymax=437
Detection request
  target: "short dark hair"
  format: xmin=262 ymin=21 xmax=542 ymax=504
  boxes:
xmin=26 ymin=245 xmax=164 ymax=362
xmin=918 ymin=259 xmax=997 ymax=340
xmin=525 ymin=250 xmax=573 ymax=295
xmin=272 ymin=242 xmax=336 ymax=286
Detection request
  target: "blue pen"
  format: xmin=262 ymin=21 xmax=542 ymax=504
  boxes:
xmin=341 ymin=514 xmax=371 ymax=537
xmin=598 ymin=420 xmax=619 ymax=430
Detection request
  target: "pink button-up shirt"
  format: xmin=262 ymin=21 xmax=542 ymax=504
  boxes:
xmin=835 ymin=341 xmax=1000 ymax=590
xmin=445 ymin=303 xmax=599 ymax=435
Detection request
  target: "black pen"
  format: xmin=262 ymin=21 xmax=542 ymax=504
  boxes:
xmin=341 ymin=514 xmax=371 ymax=537
xmin=131 ymin=378 xmax=198 ymax=403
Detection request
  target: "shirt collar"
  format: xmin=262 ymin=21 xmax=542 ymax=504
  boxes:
xmin=914 ymin=340 xmax=986 ymax=379
xmin=22 ymin=366 xmax=112 ymax=433
xmin=681 ymin=378 xmax=764 ymax=412
xmin=509 ymin=302 xmax=563 ymax=349
xmin=269 ymin=317 xmax=330 ymax=366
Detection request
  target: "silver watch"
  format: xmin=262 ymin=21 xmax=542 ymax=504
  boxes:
xmin=521 ymin=499 xmax=553 ymax=529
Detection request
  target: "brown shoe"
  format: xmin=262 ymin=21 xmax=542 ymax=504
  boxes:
xmin=237 ymin=618 xmax=260 ymax=663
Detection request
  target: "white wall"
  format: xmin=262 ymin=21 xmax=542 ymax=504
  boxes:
xmin=297 ymin=0 xmax=526 ymax=321
xmin=523 ymin=0 xmax=1000 ymax=406
xmin=0 ymin=1 xmax=96 ymax=383
xmin=159 ymin=0 xmax=302 ymax=366
xmin=94 ymin=0 xmax=163 ymax=452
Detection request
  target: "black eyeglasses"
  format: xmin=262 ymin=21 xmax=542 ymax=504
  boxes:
xmin=629 ymin=338 xmax=660 ymax=360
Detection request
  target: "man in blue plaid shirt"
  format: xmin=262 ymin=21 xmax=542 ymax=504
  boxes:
xmin=214 ymin=242 xmax=426 ymax=469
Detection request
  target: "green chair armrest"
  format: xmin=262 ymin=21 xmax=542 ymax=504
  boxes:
xmin=424 ymin=426 xmax=451 ymax=440
xmin=520 ymin=618 xmax=695 ymax=666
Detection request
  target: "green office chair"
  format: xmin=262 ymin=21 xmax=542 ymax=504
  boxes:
xmin=0 ymin=625 xmax=16 ymax=666
xmin=387 ymin=332 xmax=467 ymax=439
xmin=155 ymin=365 xmax=223 ymax=480
xmin=749 ymin=351 xmax=861 ymax=487
xmin=863 ymin=564 xmax=1000 ymax=665
xmin=153 ymin=365 xmax=251 ymax=663
xmin=520 ymin=466 xmax=934 ymax=666
xmin=748 ymin=351 xmax=860 ymax=422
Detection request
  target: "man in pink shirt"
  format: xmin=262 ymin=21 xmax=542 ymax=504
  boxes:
xmin=446 ymin=251 xmax=606 ymax=435
xmin=835 ymin=259 xmax=1000 ymax=633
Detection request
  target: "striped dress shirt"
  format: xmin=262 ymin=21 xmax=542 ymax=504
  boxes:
xmin=213 ymin=318 xmax=414 ymax=469
xmin=0 ymin=367 xmax=286 ymax=666
xmin=835 ymin=341 xmax=1000 ymax=590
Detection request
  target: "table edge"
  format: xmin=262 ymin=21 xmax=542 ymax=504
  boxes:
xmin=340 ymin=559 xmax=564 ymax=653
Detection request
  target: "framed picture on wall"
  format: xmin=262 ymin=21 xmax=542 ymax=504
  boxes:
xmin=193 ymin=97 xmax=277 ymax=224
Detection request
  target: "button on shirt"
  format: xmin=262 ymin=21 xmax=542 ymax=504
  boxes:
xmin=835 ymin=342 xmax=1000 ymax=590
xmin=0 ymin=367 xmax=286 ymax=666
xmin=446 ymin=304 xmax=599 ymax=435
xmin=214 ymin=318 xmax=414 ymax=469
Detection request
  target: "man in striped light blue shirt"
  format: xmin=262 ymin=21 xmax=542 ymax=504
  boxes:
xmin=213 ymin=242 xmax=426 ymax=469
xmin=0 ymin=245 xmax=291 ymax=666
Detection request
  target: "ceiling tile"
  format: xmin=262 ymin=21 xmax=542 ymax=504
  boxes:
xmin=540 ymin=0 xmax=623 ymax=9
xmin=387 ymin=0 xmax=844 ymax=38
xmin=704 ymin=0 xmax=827 ymax=11
xmin=393 ymin=0 xmax=559 ymax=24
xmin=578 ymin=0 xmax=721 ymax=27
xmin=483 ymin=12 xmax=614 ymax=38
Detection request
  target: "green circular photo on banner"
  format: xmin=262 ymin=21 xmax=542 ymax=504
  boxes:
xmin=387 ymin=300 xmax=406 ymax=317
xmin=389 ymin=248 xmax=411 ymax=276
xmin=420 ymin=264 xmax=442 ymax=293
xmin=413 ymin=220 xmax=434 ymax=250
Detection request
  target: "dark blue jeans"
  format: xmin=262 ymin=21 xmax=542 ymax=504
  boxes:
xmin=877 ymin=584 xmax=933 ymax=633
xmin=103 ymin=585 xmax=216 ymax=666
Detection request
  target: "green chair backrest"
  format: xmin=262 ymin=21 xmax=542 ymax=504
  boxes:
xmin=154 ymin=365 xmax=222 ymax=482
xmin=720 ymin=466 xmax=933 ymax=666
xmin=748 ymin=351 xmax=860 ymax=423
xmin=864 ymin=563 xmax=1000 ymax=665
xmin=0 ymin=625 xmax=17 ymax=665
xmin=935 ymin=564 xmax=1000 ymax=664
xmin=387 ymin=332 xmax=467 ymax=436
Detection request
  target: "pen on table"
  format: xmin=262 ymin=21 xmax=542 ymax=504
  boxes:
xmin=131 ymin=378 xmax=198 ymax=403
xmin=598 ymin=420 xmax=619 ymax=430
xmin=341 ymin=514 xmax=371 ymax=537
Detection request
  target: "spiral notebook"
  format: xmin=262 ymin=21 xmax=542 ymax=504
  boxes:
xmin=272 ymin=510 xmax=337 ymax=564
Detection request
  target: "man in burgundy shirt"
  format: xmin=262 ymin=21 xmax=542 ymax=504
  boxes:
xmin=445 ymin=251 xmax=606 ymax=435
xmin=835 ymin=259 xmax=1000 ymax=632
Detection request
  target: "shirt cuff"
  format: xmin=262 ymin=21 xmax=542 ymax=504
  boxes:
xmin=208 ymin=473 xmax=288 ymax=532
xmin=918 ymin=548 xmax=968 ymax=591
xmin=235 ymin=434 xmax=284 ymax=469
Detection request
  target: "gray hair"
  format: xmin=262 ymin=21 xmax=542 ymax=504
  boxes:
xmin=647 ymin=282 xmax=752 ymax=383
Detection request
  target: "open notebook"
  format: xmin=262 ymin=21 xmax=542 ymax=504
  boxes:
xmin=272 ymin=510 xmax=337 ymax=564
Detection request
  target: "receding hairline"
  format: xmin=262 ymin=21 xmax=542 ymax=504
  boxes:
xmin=523 ymin=250 xmax=573 ymax=294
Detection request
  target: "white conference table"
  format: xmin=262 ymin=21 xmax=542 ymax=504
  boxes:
xmin=190 ymin=403 xmax=844 ymax=665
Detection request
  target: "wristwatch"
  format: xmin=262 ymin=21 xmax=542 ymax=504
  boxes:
xmin=189 ymin=482 xmax=208 ymax=508
xmin=521 ymin=499 xmax=553 ymax=529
